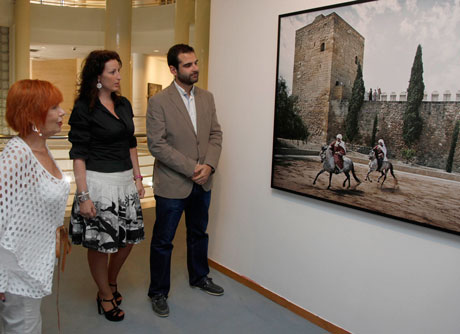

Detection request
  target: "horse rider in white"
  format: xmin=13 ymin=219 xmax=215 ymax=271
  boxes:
xmin=373 ymin=138 xmax=387 ymax=171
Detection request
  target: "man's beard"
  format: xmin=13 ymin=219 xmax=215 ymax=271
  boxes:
xmin=178 ymin=71 xmax=199 ymax=85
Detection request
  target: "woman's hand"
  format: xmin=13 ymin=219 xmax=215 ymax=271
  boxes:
xmin=79 ymin=199 xmax=97 ymax=219
xmin=135 ymin=179 xmax=145 ymax=199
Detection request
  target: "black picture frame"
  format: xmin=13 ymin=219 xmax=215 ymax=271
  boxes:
xmin=271 ymin=0 xmax=460 ymax=235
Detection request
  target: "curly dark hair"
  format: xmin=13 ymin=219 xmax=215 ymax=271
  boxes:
xmin=76 ymin=50 xmax=122 ymax=109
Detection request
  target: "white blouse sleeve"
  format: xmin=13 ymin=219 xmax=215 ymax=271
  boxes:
xmin=0 ymin=138 xmax=28 ymax=246
xmin=0 ymin=139 xmax=28 ymax=292
xmin=0 ymin=137 xmax=70 ymax=298
xmin=0 ymin=265 xmax=7 ymax=292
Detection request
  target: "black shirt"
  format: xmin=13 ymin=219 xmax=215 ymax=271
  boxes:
xmin=68 ymin=96 xmax=137 ymax=173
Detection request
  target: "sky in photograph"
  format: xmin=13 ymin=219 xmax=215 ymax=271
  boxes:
xmin=278 ymin=0 xmax=460 ymax=98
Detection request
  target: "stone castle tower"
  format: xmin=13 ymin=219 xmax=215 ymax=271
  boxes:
xmin=292 ymin=12 xmax=364 ymax=144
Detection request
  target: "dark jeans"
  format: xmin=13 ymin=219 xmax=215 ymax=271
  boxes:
xmin=148 ymin=184 xmax=211 ymax=297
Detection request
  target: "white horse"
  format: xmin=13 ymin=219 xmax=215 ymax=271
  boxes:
xmin=313 ymin=145 xmax=361 ymax=189
xmin=365 ymin=150 xmax=398 ymax=187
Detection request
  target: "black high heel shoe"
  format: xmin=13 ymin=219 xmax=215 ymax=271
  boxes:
xmin=109 ymin=283 xmax=122 ymax=306
xmin=96 ymin=294 xmax=125 ymax=322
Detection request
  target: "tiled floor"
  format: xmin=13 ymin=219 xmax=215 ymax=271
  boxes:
xmin=41 ymin=208 xmax=327 ymax=334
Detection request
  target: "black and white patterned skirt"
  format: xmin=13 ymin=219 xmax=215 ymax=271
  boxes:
xmin=70 ymin=169 xmax=145 ymax=253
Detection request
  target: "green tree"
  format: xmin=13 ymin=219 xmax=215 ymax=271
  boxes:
xmin=369 ymin=114 xmax=378 ymax=147
xmin=274 ymin=77 xmax=309 ymax=142
xmin=401 ymin=148 xmax=416 ymax=164
xmin=345 ymin=62 xmax=365 ymax=142
xmin=446 ymin=120 xmax=460 ymax=173
xmin=403 ymin=44 xmax=424 ymax=146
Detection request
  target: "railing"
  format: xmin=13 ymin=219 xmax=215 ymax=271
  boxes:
xmin=0 ymin=134 xmax=69 ymax=139
xmin=0 ymin=133 xmax=148 ymax=139
xmin=0 ymin=133 xmax=156 ymax=215
xmin=30 ymin=0 xmax=175 ymax=8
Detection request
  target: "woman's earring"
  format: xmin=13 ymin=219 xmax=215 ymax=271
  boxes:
xmin=96 ymin=80 xmax=102 ymax=90
xmin=32 ymin=124 xmax=43 ymax=137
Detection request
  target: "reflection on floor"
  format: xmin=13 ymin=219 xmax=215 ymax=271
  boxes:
xmin=42 ymin=208 xmax=326 ymax=334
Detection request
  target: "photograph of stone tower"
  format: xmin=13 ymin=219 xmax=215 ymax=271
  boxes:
xmin=271 ymin=0 xmax=460 ymax=236
xmin=292 ymin=12 xmax=364 ymax=145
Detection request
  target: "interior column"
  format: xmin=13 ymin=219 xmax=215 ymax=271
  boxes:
xmin=13 ymin=0 xmax=30 ymax=81
xmin=194 ymin=0 xmax=210 ymax=89
xmin=105 ymin=0 xmax=132 ymax=101
xmin=174 ymin=0 xmax=194 ymax=45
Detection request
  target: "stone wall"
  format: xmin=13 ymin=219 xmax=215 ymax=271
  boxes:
xmin=292 ymin=12 xmax=364 ymax=145
xmin=292 ymin=14 xmax=334 ymax=145
xmin=328 ymin=100 xmax=460 ymax=172
xmin=330 ymin=13 xmax=364 ymax=100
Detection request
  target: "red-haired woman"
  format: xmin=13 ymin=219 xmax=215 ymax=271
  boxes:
xmin=68 ymin=50 xmax=144 ymax=322
xmin=0 ymin=80 xmax=70 ymax=333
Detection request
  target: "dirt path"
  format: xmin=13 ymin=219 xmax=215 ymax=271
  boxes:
xmin=272 ymin=156 xmax=460 ymax=233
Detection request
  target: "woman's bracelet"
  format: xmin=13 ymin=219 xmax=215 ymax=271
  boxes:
xmin=77 ymin=191 xmax=90 ymax=203
xmin=134 ymin=175 xmax=143 ymax=181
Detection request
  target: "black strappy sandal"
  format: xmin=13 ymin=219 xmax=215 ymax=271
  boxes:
xmin=96 ymin=294 xmax=124 ymax=322
xmin=109 ymin=283 xmax=122 ymax=306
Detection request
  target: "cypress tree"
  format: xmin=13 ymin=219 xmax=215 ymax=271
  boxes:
xmin=345 ymin=62 xmax=365 ymax=142
xmin=274 ymin=77 xmax=309 ymax=142
xmin=403 ymin=45 xmax=424 ymax=146
xmin=446 ymin=120 xmax=460 ymax=173
xmin=369 ymin=114 xmax=378 ymax=147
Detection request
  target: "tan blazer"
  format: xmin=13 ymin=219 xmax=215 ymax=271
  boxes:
xmin=146 ymin=82 xmax=223 ymax=199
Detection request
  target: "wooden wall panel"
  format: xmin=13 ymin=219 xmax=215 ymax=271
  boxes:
xmin=31 ymin=59 xmax=78 ymax=133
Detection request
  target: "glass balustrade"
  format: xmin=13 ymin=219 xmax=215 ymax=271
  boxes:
xmin=30 ymin=0 xmax=175 ymax=8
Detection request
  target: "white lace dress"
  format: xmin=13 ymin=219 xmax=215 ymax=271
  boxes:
xmin=0 ymin=136 xmax=70 ymax=298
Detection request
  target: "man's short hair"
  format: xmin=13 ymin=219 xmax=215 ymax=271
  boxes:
xmin=167 ymin=44 xmax=195 ymax=69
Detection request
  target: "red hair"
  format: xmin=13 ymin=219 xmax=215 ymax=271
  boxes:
xmin=6 ymin=79 xmax=63 ymax=136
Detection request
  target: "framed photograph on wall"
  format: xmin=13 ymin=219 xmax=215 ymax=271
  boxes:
xmin=148 ymin=83 xmax=162 ymax=100
xmin=271 ymin=0 xmax=460 ymax=235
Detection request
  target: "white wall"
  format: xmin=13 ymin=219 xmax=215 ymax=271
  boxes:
xmin=132 ymin=4 xmax=175 ymax=55
xmin=132 ymin=54 xmax=173 ymax=118
xmin=207 ymin=1 xmax=460 ymax=333
xmin=30 ymin=4 xmax=175 ymax=55
xmin=30 ymin=4 xmax=105 ymax=47
xmin=28 ymin=4 xmax=174 ymax=122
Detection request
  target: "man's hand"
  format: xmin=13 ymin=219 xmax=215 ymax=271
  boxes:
xmin=192 ymin=164 xmax=212 ymax=185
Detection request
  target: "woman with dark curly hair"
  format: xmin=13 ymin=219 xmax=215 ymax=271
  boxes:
xmin=68 ymin=50 xmax=145 ymax=322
